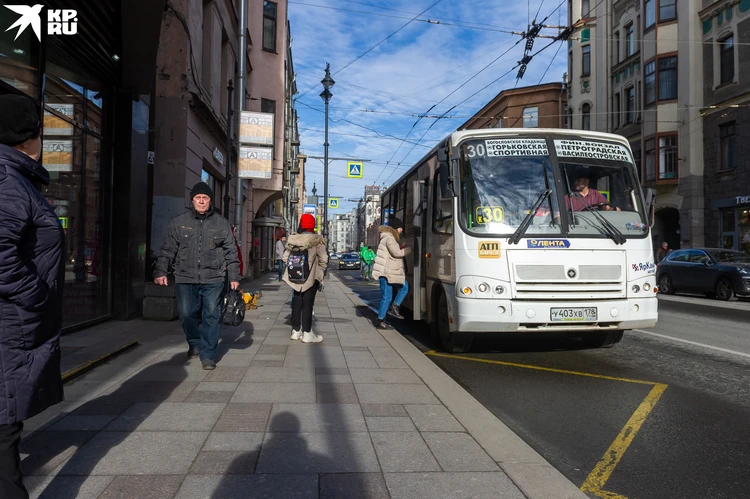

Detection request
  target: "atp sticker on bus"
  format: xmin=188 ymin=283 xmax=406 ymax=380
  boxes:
xmin=554 ymin=140 xmax=631 ymax=162
xmin=475 ymin=206 xmax=504 ymax=224
xmin=478 ymin=241 xmax=501 ymax=259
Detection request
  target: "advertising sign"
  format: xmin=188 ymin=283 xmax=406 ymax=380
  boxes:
xmin=238 ymin=146 xmax=273 ymax=179
xmin=239 ymin=111 xmax=274 ymax=146
xmin=42 ymin=140 xmax=74 ymax=172
xmin=44 ymin=103 xmax=74 ymax=136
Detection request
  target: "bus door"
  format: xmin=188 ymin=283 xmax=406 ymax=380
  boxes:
xmin=411 ymin=179 xmax=428 ymax=320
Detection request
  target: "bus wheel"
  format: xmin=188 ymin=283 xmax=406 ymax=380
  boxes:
xmin=436 ymin=292 xmax=473 ymax=353
xmin=582 ymin=330 xmax=623 ymax=348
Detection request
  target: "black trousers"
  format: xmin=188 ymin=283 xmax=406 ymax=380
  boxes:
xmin=291 ymin=283 xmax=319 ymax=333
xmin=0 ymin=422 xmax=28 ymax=499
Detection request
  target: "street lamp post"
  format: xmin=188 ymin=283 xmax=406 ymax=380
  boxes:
xmin=320 ymin=63 xmax=335 ymax=255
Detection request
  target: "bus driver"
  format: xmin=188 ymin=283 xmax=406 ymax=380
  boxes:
xmin=565 ymin=175 xmax=620 ymax=212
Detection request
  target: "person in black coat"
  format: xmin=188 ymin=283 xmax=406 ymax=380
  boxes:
xmin=0 ymin=94 xmax=65 ymax=499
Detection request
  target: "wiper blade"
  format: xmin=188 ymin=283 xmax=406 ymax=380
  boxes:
xmin=580 ymin=205 xmax=626 ymax=245
xmin=509 ymin=189 xmax=552 ymax=245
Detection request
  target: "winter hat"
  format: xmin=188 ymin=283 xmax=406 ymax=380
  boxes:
xmin=300 ymin=213 xmax=316 ymax=230
xmin=0 ymin=94 xmax=41 ymax=146
xmin=190 ymin=181 xmax=214 ymax=200
xmin=389 ymin=217 xmax=403 ymax=230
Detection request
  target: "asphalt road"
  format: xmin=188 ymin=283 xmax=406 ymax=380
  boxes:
xmin=334 ymin=270 xmax=750 ymax=499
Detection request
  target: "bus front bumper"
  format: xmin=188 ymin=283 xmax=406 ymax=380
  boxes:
xmin=455 ymin=297 xmax=658 ymax=333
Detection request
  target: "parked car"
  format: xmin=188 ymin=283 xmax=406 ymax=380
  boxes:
xmin=338 ymin=253 xmax=361 ymax=270
xmin=330 ymin=253 xmax=340 ymax=260
xmin=656 ymin=248 xmax=750 ymax=301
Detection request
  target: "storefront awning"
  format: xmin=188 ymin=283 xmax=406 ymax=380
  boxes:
xmin=252 ymin=216 xmax=286 ymax=227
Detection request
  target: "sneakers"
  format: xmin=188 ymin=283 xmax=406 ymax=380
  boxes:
xmin=388 ymin=304 xmax=404 ymax=320
xmin=201 ymin=359 xmax=216 ymax=370
xmin=302 ymin=331 xmax=323 ymax=344
xmin=375 ymin=319 xmax=391 ymax=330
xmin=187 ymin=347 xmax=199 ymax=359
xmin=291 ymin=329 xmax=303 ymax=341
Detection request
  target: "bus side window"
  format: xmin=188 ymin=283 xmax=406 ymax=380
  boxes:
xmin=432 ymin=170 xmax=453 ymax=235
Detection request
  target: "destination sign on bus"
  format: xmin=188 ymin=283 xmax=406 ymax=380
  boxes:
xmin=465 ymin=139 xmax=548 ymax=158
xmin=554 ymin=140 xmax=631 ymax=162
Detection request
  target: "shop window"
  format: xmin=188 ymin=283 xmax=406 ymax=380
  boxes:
xmin=645 ymin=0 xmax=655 ymax=29
xmin=740 ymin=208 xmax=750 ymax=254
xmin=658 ymin=56 xmax=677 ymax=100
xmin=722 ymin=208 xmax=736 ymax=250
xmin=625 ymin=24 xmax=635 ymax=57
xmin=263 ymin=1 xmax=278 ymax=52
xmin=720 ymin=122 xmax=736 ymax=171
xmin=42 ymin=57 xmax=111 ymax=328
xmin=659 ymin=0 xmax=677 ymax=22
xmin=582 ymin=45 xmax=591 ymax=76
xmin=645 ymin=138 xmax=656 ymax=180
xmin=582 ymin=103 xmax=591 ymax=130
xmin=658 ymin=135 xmax=677 ymax=180
xmin=720 ymin=35 xmax=735 ymax=85
xmin=201 ymin=168 xmax=223 ymax=214
xmin=645 ymin=61 xmax=656 ymax=105
xmin=523 ymin=106 xmax=538 ymax=128
xmin=0 ymin=0 xmax=41 ymax=98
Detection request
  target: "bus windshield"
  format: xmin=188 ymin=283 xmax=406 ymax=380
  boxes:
xmin=459 ymin=137 xmax=648 ymax=238
xmin=460 ymin=139 xmax=562 ymax=236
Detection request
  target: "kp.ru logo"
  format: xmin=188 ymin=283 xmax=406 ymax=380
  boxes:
xmin=3 ymin=4 xmax=78 ymax=42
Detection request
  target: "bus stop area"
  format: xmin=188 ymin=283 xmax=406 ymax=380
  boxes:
xmin=18 ymin=274 xmax=585 ymax=499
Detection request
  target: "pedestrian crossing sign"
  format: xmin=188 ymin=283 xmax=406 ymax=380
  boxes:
xmin=347 ymin=162 xmax=363 ymax=178
xmin=329 ymin=198 xmax=339 ymax=208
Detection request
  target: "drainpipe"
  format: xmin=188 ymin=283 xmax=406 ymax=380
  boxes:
xmin=234 ymin=0 xmax=247 ymax=251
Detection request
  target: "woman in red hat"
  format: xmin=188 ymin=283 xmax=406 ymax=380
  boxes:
xmin=282 ymin=213 xmax=328 ymax=343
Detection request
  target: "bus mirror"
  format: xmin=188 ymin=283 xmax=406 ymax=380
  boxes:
xmin=438 ymin=162 xmax=454 ymax=198
xmin=437 ymin=147 xmax=449 ymax=163
xmin=644 ymin=188 xmax=656 ymax=223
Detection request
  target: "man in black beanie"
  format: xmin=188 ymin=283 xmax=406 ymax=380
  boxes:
xmin=0 ymin=93 xmax=65 ymax=498
xmin=154 ymin=181 xmax=240 ymax=370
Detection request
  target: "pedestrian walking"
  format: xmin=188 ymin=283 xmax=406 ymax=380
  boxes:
xmin=283 ymin=214 xmax=327 ymax=343
xmin=153 ymin=181 xmax=240 ymax=370
xmin=276 ymin=235 xmax=287 ymax=281
xmin=0 ymin=94 xmax=65 ymax=499
xmin=372 ymin=218 xmax=412 ymax=329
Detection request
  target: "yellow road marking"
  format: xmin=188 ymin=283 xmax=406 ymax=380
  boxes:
xmin=424 ymin=350 xmax=668 ymax=499
xmin=581 ymin=383 xmax=668 ymax=498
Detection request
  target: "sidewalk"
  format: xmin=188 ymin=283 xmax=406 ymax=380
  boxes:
xmin=20 ymin=274 xmax=585 ymax=499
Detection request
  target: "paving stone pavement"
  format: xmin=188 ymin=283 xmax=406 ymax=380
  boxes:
xmin=19 ymin=274 xmax=584 ymax=499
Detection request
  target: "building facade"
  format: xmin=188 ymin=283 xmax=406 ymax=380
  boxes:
xmin=567 ymin=0 xmax=706 ymax=252
xmin=459 ymin=83 xmax=567 ymax=130
xmin=0 ymin=0 xmax=164 ymax=329
xmin=700 ymin=0 xmax=750 ymax=254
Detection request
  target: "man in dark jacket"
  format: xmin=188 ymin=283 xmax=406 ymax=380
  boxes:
xmin=154 ymin=182 xmax=240 ymax=370
xmin=0 ymin=94 xmax=65 ymax=499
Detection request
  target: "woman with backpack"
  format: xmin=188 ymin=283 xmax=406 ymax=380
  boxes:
xmin=372 ymin=217 xmax=412 ymax=329
xmin=283 ymin=213 xmax=328 ymax=343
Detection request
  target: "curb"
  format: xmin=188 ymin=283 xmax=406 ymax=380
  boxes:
xmin=328 ymin=277 xmax=587 ymax=499
xmin=657 ymin=294 xmax=750 ymax=312
xmin=61 ymin=340 xmax=139 ymax=383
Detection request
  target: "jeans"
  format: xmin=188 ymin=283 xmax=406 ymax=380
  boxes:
xmin=176 ymin=282 xmax=225 ymax=361
xmin=0 ymin=422 xmax=27 ymax=499
xmin=277 ymin=259 xmax=284 ymax=280
xmin=292 ymin=283 xmax=319 ymax=332
xmin=378 ymin=277 xmax=409 ymax=320
xmin=362 ymin=262 xmax=372 ymax=279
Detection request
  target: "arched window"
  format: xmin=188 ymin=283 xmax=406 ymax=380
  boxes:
xmin=582 ymin=103 xmax=591 ymax=130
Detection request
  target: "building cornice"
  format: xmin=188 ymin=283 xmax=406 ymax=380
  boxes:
xmin=188 ymin=92 xmax=229 ymax=149
xmin=614 ymin=0 xmax=639 ymax=24
xmin=700 ymin=0 xmax=738 ymax=21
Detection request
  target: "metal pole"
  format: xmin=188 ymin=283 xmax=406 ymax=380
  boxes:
xmin=224 ymin=79 xmax=234 ymax=217
xmin=235 ymin=0 xmax=247 ymax=249
xmin=324 ymin=95 xmax=329 ymax=251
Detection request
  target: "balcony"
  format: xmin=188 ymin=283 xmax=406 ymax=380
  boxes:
xmin=290 ymin=194 xmax=300 ymax=204
xmin=289 ymin=163 xmax=300 ymax=174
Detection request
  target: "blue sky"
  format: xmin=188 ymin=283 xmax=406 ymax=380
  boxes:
xmin=288 ymin=0 xmax=569 ymax=216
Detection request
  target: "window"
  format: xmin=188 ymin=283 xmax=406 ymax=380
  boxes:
xmin=645 ymin=0 xmax=655 ymax=28
xmin=523 ymin=106 xmax=538 ymax=128
xmin=645 ymin=138 xmax=655 ymax=180
xmin=202 ymin=169 xmax=223 ymax=213
xmin=722 ymin=209 xmax=736 ymax=249
xmin=626 ymin=87 xmax=635 ymax=124
xmin=658 ymin=135 xmax=677 ymax=180
xmin=582 ymin=0 xmax=590 ymax=18
xmin=613 ymin=93 xmax=620 ymax=129
xmin=432 ymin=169 xmax=453 ymax=235
xmin=644 ymin=61 xmax=656 ymax=105
xmin=720 ymin=122 xmax=736 ymax=171
xmin=720 ymin=36 xmax=735 ymax=84
xmin=659 ymin=0 xmax=676 ymax=22
xmin=263 ymin=1 xmax=277 ymax=52
xmin=261 ymin=98 xmax=276 ymax=115
xmin=582 ymin=45 xmax=591 ymax=76
xmin=614 ymin=32 xmax=620 ymax=63
xmin=658 ymin=56 xmax=677 ymax=100
xmin=625 ymin=24 xmax=635 ymax=57
xmin=582 ymin=103 xmax=591 ymax=130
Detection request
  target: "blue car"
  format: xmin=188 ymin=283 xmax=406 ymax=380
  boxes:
xmin=657 ymin=248 xmax=750 ymax=301
xmin=338 ymin=254 xmax=361 ymax=270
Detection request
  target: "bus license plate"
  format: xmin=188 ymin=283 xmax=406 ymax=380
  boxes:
xmin=550 ymin=308 xmax=597 ymax=321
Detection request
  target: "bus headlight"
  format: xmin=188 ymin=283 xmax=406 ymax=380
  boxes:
xmin=461 ymin=287 xmax=472 ymax=295
xmin=495 ymin=285 xmax=505 ymax=295
xmin=643 ymin=283 xmax=651 ymax=292
xmin=477 ymin=283 xmax=489 ymax=293
xmin=632 ymin=285 xmax=640 ymax=293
